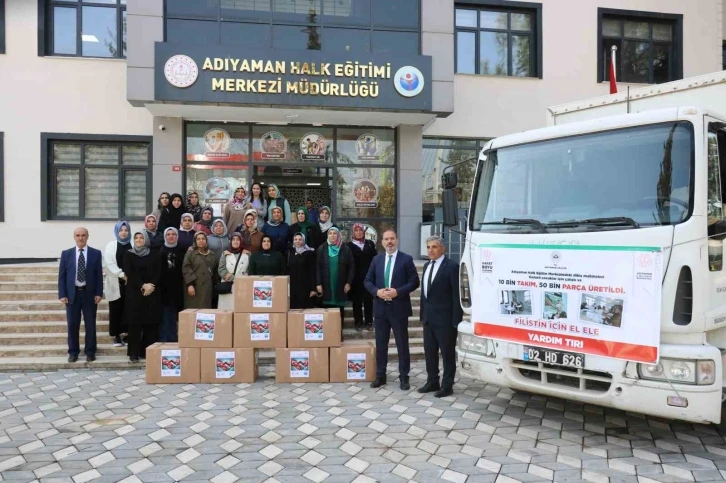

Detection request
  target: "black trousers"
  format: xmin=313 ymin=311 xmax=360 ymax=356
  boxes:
xmin=108 ymin=290 xmax=127 ymax=337
xmin=423 ymin=322 xmax=458 ymax=388
xmin=374 ymin=307 xmax=410 ymax=378
xmin=127 ymin=324 xmax=159 ymax=359
xmin=352 ymin=291 xmax=373 ymax=327
xmin=66 ymin=288 xmax=98 ymax=357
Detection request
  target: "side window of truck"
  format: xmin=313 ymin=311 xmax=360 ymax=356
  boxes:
xmin=707 ymin=130 xmax=723 ymax=226
xmin=707 ymin=128 xmax=726 ymax=271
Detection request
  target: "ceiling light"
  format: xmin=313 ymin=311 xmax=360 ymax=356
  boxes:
xmin=82 ymin=34 xmax=99 ymax=43
xmin=306 ymin=183 xmax=321 ymax=186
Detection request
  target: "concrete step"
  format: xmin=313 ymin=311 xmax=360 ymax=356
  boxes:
xmin=0 ymin=291 xmax=61 ymax=301
xmin=0 ymin=282 xmax=59 ymax=291
xmin=0 ymin=274 xmax=60 ymax=282
xmin=0 ymin=310 xmax=110 ymax=322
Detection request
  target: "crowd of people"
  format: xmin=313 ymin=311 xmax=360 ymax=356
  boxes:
xmin=101 ymin=185 xmax=378 ymax=362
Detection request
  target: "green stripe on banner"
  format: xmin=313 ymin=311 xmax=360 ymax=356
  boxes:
xmin=477 ymin=243 xmax=660 ymax=252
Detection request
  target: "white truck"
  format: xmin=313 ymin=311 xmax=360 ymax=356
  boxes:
xmin=446 ymin=71 xmax=726 ymax=424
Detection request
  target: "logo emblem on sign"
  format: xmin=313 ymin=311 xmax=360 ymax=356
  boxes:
xmin=300 ymin=133 xmax=326 ymax=161
xmin=164 ymin=55 xmax=199 ymax=88
xmin=203 ymin=128 xmax=231 ymax=157
xmin=260 ymin=131 xmax=288 ymax=160
xmin=550 ymin=251 xmax=562 ymax=266
xmin=638 ymin=253 xmax=653 ymax=269
xmin=393 ymin=66 xmax=424 ymax=97
xmin=356 ymin=133 xmax=381 ymax=161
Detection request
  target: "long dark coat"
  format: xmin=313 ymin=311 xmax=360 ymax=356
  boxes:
xmin=159 ymin=245 xmax=185 ymax=310
xmin=182 ymin=249 xmax=218 ymax=309
xmin=316 ymin=244 xmax=355 ymax=305
xmin=123 ymin=251 xmax=161 ymax=326
xmin=348 ymin=240 xmax=377 ymax=302
xmin=287 ymin=248 xmax=317 ymax=309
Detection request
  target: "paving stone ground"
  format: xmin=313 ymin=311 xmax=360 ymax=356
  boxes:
xmin=0 ymin=362 xmax=725 ymax=483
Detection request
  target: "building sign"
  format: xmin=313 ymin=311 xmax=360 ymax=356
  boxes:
xmin=356 ymin=134 xmax=380 ymax=161
xmin=203 ymin=128 xmax=231 ymax=158
xmin=353 ymin=179 xmax=378 ymax=208
xmin=155 ymin=43 xmax=432 ymax=111
xmin=472 ymin=244 xmax=663 ymax=364
xmin=260 ymin=131 xmax=287 ymax=160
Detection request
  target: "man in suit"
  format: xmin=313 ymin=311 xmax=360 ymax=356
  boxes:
xmin=58 ymin=227 xmax=103 ymax=363
xmin=418 ymin=236 xmax=463 ymax=398
xmin=364 ymin=230 xmax=420 ymax=390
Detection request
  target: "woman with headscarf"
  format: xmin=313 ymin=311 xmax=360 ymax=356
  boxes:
xmin=347 ymin=223 xmax=377 ymax=331
xmin=193 ymin=207 xmax=214 ymax=236
xmin=158 ymin=193 xmax=185 ymax=232
xmin=217 ymin=233 xmax=250 ymax=310
xmin=316 ymin=227 xmax=354 ymax=340
xmin=208 ymin=219 xmax=230 ymax=263
xmin=144 ymin=214 xmax=163 ymax=254
xmin=287 ymin=233 xmax=317 ymax=309
xmin=313 ymin=206 xmax=336 ymax=249
xmin=224 ymin=186 xmax=253 ymax=235
xmin=103 ymin=221 xmax=132 ymax=347
xmin=186 ymin=192 xmax=204 ymax=222
xmin=236 ymin=208 xmax=263 ymax=255
xmin=262 ymin=206 xmax=290 ymax=256
xmin=248 ymin=235 xmax=286 ymax=276
xmin=123 ymin=231 xmax=161 ymax=362
xmin=182 ymin=232 xmax=218 ymax=309
xmin=178 ymin=213 xmax=196 ymax=252
xmin=249 ymin=182 xmax=267 ymax=228
xmin=266 ymin=184 xmax=292 ymax=225
xmin=158 ymin=228 xmax=184 ymax=342
xmin=287 ymin=207 xmax=322 ymax=250
xmin=151 ymin=192 xmax=170 ymax=225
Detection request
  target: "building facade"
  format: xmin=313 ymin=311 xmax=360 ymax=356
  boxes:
xmin=0 ymin=0 xmax=723 ymax=258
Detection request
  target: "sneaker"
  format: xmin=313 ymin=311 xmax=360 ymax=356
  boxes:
xmin=122 ymin=335 xmax=128 ymax=344
xmin=113 ymin=335 xmax=124 ymax=347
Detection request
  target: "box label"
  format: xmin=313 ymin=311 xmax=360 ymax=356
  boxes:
xmin=253 ymin=281 xmax=273 ymax=308
xmin=215 ymin=351 xmax=235 ymax=379
xmin=195 ymin=312 xmax=216 ymax=340
xmin=290 ymin=350 xmax=310 ymax=378
xmin=161 ymin=350 xmax=181 ymax=377
xmin=304 ymin=313 xmax=324 ymax=341
xmin=250 ymin=314 xmax=270 ymax=341
xmin=347 ymin=353 xmax=367 ymax=380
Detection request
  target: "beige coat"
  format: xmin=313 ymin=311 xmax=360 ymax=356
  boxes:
xmin=182 ymin=249 xmax=217 ymax=309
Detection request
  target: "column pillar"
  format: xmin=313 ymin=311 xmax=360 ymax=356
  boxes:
xmin=397 ymin=124 xmax=424 ymax=259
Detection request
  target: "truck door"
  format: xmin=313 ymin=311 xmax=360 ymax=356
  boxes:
xmin=706 ymin=119 xmax=726 ymax=326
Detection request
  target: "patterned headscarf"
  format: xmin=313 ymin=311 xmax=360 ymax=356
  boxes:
xmin=293 ymin=232 xmax=314 ymax=254
xmin=144 ymin=215 xmax=157 ymax=235
xmin=351 ymin=223 xmax=366 ymax=249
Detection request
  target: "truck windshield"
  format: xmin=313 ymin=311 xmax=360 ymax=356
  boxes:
xmin=471 ymin=122 xmax=693 ymax=233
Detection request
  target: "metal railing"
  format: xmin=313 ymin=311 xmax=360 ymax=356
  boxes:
xmin=420 ymin=216 xmax=468 ymax=262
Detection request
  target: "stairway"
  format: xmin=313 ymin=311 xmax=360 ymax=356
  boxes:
xmin=0 ymin=261 xmax=433 ymax=371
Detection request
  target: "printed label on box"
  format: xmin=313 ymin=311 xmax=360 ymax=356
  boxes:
xmin=253 ymin=281 xmax=273 ymax=308
xmin=250 ymin=314 xmax=270 ymax=341
xmin=347 ymin=353 xmax=366 ymax=380
xmin=290 ymin=350 xmax=310 ymax=378
xmin=195 ymin=312 xmax=216 ymax=340
xmin=304 ymin=313 xmax=324 ymax=341
xmin=161 ymin=350 xmax=181 ymax=377
xmin=215 ymin=351 xmax=235 ymax=379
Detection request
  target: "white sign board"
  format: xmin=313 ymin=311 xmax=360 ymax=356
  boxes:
xmin=472 ymin=244 xmax=662 ymax=363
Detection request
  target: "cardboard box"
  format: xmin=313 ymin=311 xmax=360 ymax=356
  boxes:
xmin=330 ymin=342 xmax=377 ymax=383
xmin=179 ymin=309 xmax=234 ymax=348
xmin=287 ymin=309 xmax=342 ymax=348
xmin=200 ymin=348 xmax=258 ymax=384
xmin=275 ymin=348 xmax=329 ymax=383
xmin=234 ymin=276 xmax=289 ymax=313
xmin=233 ymin=313 xmax=287 ymax=348
xmin=146 ymin=343 xmax=200 ymax=384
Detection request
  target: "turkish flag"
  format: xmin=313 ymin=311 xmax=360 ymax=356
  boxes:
xmin=609 ymin=46 xmax=618 ymax=94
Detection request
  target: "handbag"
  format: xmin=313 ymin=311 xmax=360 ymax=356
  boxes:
xmin=214 ymin=253 xmax=243 ymax=295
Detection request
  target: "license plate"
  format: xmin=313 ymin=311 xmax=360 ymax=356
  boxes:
xmin=523 ymin=346 xmax=584 ymax=368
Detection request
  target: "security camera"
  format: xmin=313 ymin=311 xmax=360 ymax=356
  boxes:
xmin=158 ymin=125 xmax=166 ymax=131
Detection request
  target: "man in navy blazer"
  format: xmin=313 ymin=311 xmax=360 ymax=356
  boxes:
xmin=364 ymin=230 xmax=420 ymax=390
xmin=58 ymin=228 xmax=103 ymax=363
xmin=418 ymin=236 xmax=463 ymax=398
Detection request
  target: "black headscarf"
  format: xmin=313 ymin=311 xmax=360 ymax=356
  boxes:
xmin=200 ymin=207 xmax=214 ymax=229
xmin=159 ymin=193 xmax=185 ymax=231
xmin=260 ymin=235 xmax=273 ymax=255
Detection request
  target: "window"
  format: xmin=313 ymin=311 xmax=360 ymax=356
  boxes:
xmin=41 ymin=134 xmax=151 ymax=220
xmin=0 ymin=0 xmax=5 ymax=54
xmin=454 ymin=1 xmax=542 ymax=78
xmin=598 ymin=8 xmax=682 ymax=84
xmin=41 ymin=0 xmax=127 ymax=58
xmin=707 ymin=124 xmax=726 ymax=271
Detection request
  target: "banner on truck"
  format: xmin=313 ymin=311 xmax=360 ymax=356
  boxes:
xmin=472 ymin=244 xmax=662 ymax=363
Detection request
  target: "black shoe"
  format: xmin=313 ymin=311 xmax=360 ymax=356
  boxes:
xmin=417 ymin=381 xmax=441 ymax=394
xmin=400 ymin=378 xmax=410 ymax=391
xmin=365 ymin=324 xmax=373 ymax=331
xmin=113 ymin=335 xmax=124 ymax=347
xmin=130 ymin=356 xmax=139 ymax=363
xmin=122 ymin=335 xmax=128 ymax=343
xmin=86 ymin=355 xmax=95 ymax=362
xmin=370 ymin=377 xmax=386 ymax=388
xmin=67 ymin=355 xmax=78 ymax=363
xmin=355 ymin=325 xmax=363 ymax=332
xmin=434 ymin=387 xmax=454 ymax=398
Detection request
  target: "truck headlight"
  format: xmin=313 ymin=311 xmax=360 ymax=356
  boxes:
xmin=458 ymin=334 xmax=495 ymax=357
xmin=637 ymin=358 xmax=715 ymax=385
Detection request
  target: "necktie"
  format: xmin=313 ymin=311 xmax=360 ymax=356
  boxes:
xmin=426 ymin=260 xmax=435 ymax=298
xmin=384 ymin=255 xmax=392 ymax=289
xmin=78 ymin=250 xmax=86 ymax=283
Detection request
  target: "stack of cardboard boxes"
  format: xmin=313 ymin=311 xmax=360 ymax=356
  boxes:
xmin=146 ymin=276 xmax=376 ymax=385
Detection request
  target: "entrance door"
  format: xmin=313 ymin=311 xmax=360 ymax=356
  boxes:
xmin=254 ymin=165 xmax=333 ymax=220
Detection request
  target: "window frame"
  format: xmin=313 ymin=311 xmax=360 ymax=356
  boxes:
xmin=38 ymin=0 xmax=127 ymax=58
xmin=454 ymin=0 xmax=543 ymax=79
xmin=40 ymin=133 xmax=153 ymax=222
xmin=0 ymin=132 xmax=4 ymax=222
xmin=0 ymin=0 xmax=6 ymax=54
xmin=596 ymin=8 xmax=683 ymax=84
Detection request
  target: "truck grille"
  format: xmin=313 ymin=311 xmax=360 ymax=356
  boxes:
xmin=511 ymin=359 xmax=612 ymax=393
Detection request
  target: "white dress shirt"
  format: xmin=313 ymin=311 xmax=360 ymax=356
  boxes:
xmin=383 ymin=250 xmax=398 ymax=288
xmin=423 ymin=256 xmax=443 ymax=298
xmin=75 ymin=247 xmax=87 ymax=287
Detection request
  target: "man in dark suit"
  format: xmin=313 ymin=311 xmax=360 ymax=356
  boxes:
xmin=419 ymin=236 xmax=463 ymax=398
xmin=58 ymin=227 xmax=103 ymax=363
xmin=364 ymin=230 xmax=420 ymax=390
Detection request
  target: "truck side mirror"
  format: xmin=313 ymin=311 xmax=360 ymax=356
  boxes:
xmin=442 ymin=189 xmax=458 ymax=227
